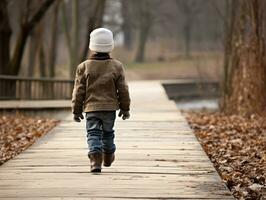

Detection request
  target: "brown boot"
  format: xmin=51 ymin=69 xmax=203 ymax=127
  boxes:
xmin=103 ymin=153 xmax=115 ymax=167
xmin=89 ymin=153 xmax=102 ymax=172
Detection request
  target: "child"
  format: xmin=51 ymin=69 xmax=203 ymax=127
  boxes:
xmin=71 ymin=28 xmax=130 ymax=172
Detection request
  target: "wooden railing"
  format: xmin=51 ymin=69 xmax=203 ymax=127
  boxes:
xmin=0 ymin=75 xmax=74 ymax=100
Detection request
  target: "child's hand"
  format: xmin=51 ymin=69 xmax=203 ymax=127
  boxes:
xmin=118 ymin=110 xmax=130 ymax=120
xmin=73 ymin=113 xmax=84 ymax=122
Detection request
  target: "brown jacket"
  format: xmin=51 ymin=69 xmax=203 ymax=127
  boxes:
xmin=71 ymin=58 xmax=130 ymax=114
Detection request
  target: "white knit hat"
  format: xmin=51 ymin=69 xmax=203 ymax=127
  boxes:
xmin=89 ymin=28 xmax=114 ymax=53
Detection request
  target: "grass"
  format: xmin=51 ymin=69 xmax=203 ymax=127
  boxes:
xmin=124 ymin=53 xmax=223 ymax=81
xmin=49 ymin=51 xmax=224 ymax=81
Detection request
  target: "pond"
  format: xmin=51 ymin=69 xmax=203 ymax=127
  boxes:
xmin=175 ymin=98 xmax=218 ymax=110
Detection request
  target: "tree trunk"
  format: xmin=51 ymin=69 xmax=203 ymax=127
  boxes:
xmin=0 ymin=0 xmax=11 ymax=75
xmin=39 ymin=43 xmax=46 ymax=77
xmin=121 ymin=0 xmax=133 ymax=51
xmin=175 ymin=0 xmax=200 ymax=59
xmin=9 ymin=26 xmax=30 ymax=75
xmin=37 ymin=21 xmax=46 ymax=77
xmin=134 ymin=0 xmax=153 ymax=63
xmin=220 ymin=0 xmax=235 ymax=110
xmin=61 ymin=0 xmax=83 ymax=78
xmin=80 ymin=0 xmax=106 ymax=62
xmin=135 ymin=24 xmax=150 ymax=62
xmin=70 ymin=0 xmax=79 ymax=78
xmin=221 ymin=0 xmax=266 ymax=116
xmin=48 ymin=0 xmax=60 ymax=77
xmin=8 ymin=0 xmax=55 ymax=75
xmin=28 ymin=29 xmax=38 ymax=76
xmin=61 ymin=0 xmax=74 ymax=77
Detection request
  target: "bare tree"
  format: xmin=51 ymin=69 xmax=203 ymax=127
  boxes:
xmin=38 ymin=21 xmax=47 ymax=77
xmin=61 ymin=0 xmax=73 ymax=75
xmin=26 ymin=0 xmax=49 ymax=77
xmin=28 ymin=28 xmax=38 ymax=76
xmin=48 ymin=0 xmax=60 ymax=77
xmin=80 ymin=0 xmax=106 ymax=62
xmin=71 ymin=0 xmax=79 ymax=77
xmin=134 ymin=0 xmax=154 ymax=62
xmin=221 ymin=0 xmax=266 ymax=116
xmin=11 ymin=0 xmax=55 ymax=75
xmin=121 ymin=0 xmax=133 ymax=51
xmin=61 ymin=0 xmax=79 ymax=78
xmin=0 ymin=0 xmax=11 ymax=75
xmin=175 ymin=0 xmax=201 ymax=58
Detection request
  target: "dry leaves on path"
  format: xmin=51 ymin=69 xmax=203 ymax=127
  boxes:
xmin=185 ymin=111 xmax=266 ymax=200
xmin=0 ymin=114 xmax=59 ymax=165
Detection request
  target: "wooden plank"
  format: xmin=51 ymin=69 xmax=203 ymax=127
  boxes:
xmin=0 ymin=198 xmax=233 ymax=200
xmin=0 ymin=166 xmax=216 ymax=173
xmin=0 ymin=81 xmax=233 ymax=199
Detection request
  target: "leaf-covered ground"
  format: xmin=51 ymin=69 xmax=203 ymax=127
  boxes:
xmin=0 ymin=114 xmax=59 ymax=165
xmin=185 ymin=111 xmax=266 ymax=200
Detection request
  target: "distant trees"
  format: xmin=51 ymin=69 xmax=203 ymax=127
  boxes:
xmin=221 ymin=0 xmax=266 ymax=116
xmin=80 ymin=0 xmax=106 ymax=63
xmin=121 ymin=0 xmax=133 ymax=51
xmin=118 ymin=0 xmax=221 ymax=62
xmin=133 ymin=0 xmax=154 ymax=62
xmin=48 ymin=0 xmax=60 ymax=77
xmin=28 ymin=25 xmax=39 ymax=77
xmin=27 ymin=0 xmax=59 ymax=77
xmin=0 ymin=0 xmax=55 ymax=75
xmin=0 ymin=0 xmax=246 ymax=78
xmin=175 ymin=0 xmax=201 ymax=58
xmin=61 ymin=0 xmax=79 ymax=78
xmin=0 ymin=0 xmax=108 ymax=78
xmin=62 ymin=0 xmax=106 ymax=78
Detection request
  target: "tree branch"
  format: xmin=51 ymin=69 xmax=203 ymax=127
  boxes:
xmin=27 ymin=0 xmax=55 ymax=31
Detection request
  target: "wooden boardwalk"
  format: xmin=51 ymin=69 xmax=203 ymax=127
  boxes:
xmin=0 ymin=81 xmax=233 ymax=199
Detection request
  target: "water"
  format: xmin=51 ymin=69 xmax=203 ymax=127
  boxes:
xmin=175 ymin=98 xmax=218 ymax=110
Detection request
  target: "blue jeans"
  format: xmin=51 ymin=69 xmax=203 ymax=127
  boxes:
xmin=86 ymin=111 xmax=116 ymax=155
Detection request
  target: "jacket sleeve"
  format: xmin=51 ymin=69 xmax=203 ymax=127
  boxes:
xmin=116 ymin=64 xmax=131 ymax=111
xmin=71 ymin=64 xmax=86 ymax=114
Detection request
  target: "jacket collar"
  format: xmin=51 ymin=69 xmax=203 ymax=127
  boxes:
xmin=89 ymin=52 xmax=111 ymax=60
